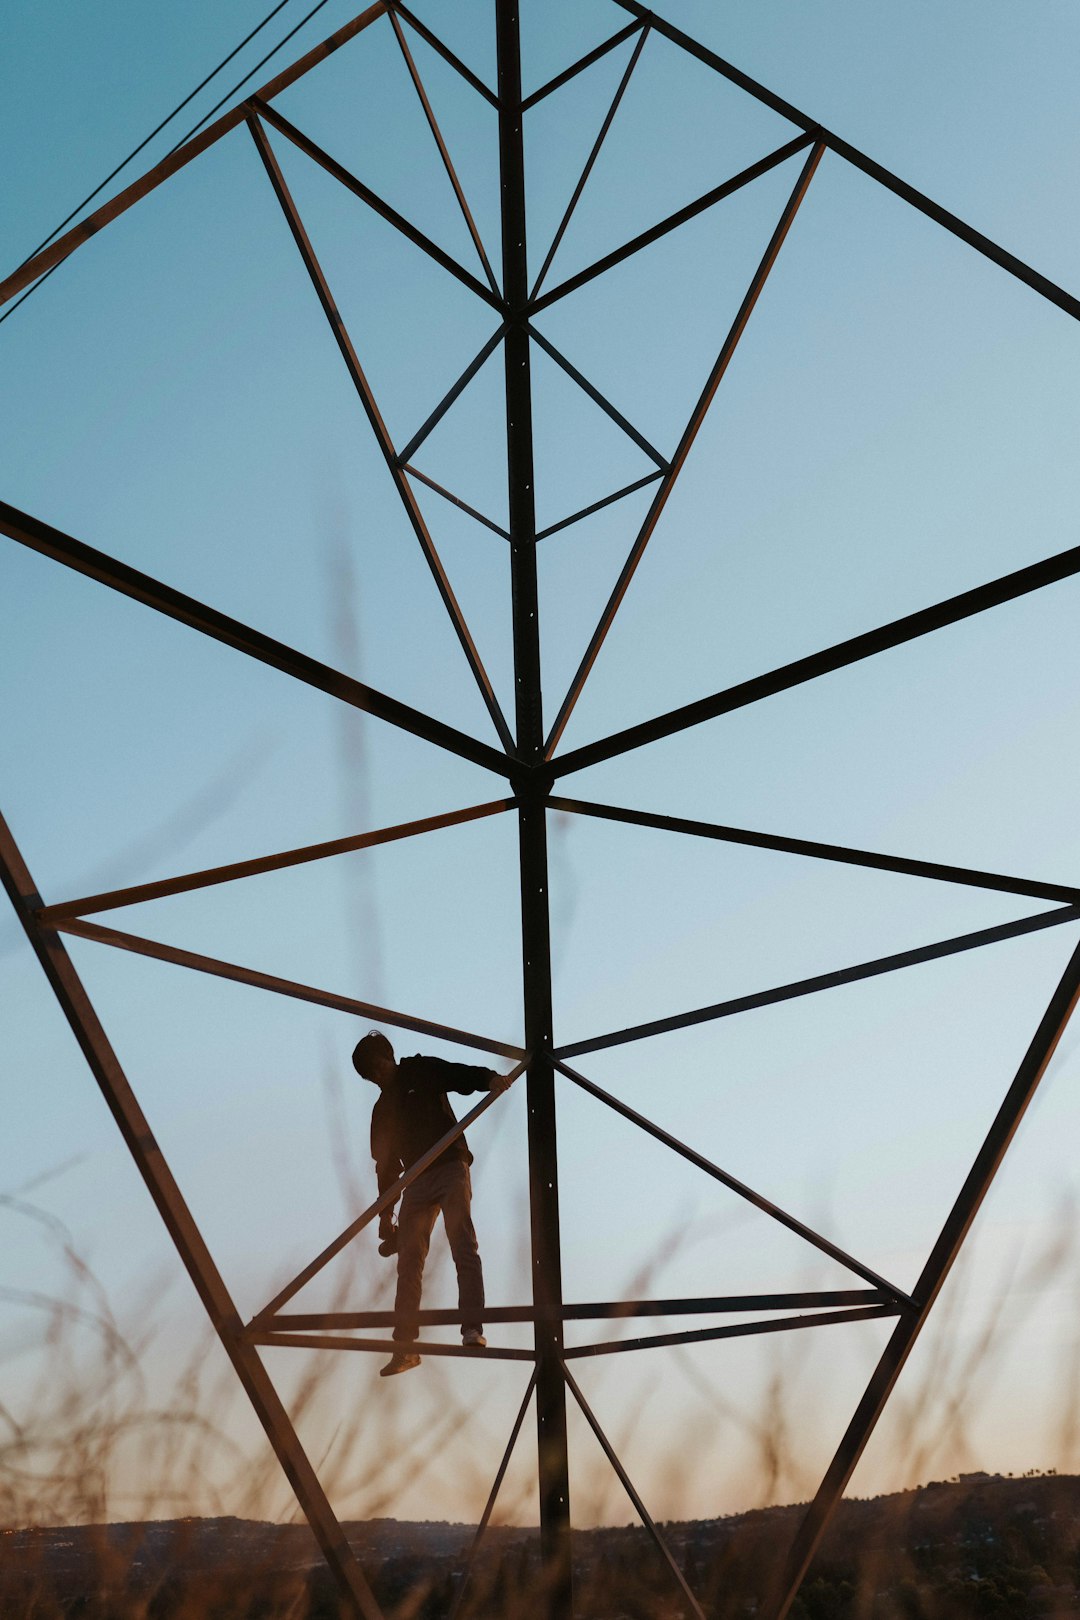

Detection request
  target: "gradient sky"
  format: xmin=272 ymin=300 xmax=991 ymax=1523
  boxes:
xmin=3 ymin=0 xmax=1080 ymax=1532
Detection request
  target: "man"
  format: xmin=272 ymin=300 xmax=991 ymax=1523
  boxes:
xmin=352 ymin=1030 xmax=513 ymax=1378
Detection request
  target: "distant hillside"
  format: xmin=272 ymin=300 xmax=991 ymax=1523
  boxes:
xmin=3 ymin=1471 xmax=1079 ymax=1617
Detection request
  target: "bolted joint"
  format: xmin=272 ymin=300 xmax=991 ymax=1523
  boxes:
xmin=505 ymin=756 xmax=554 ymax=799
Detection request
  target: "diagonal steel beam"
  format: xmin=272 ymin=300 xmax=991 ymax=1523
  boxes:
xmin=529 ymin=23 xmax=650 ymax=300
xmin=396 ymin=323 xmax=507 ymax=467
xmin=403 ymin=463 xmax=511 ymax=539
xmin=562 ymin=1361 xmax=707 ymax=1620
xmin=387 ymin=2 xmax=500 ymax=109
xmin=252 ymin=100 xmax=503 ymax=311
xmin=611 ymin=0 xmax=1080 ymax=328
xmin=53 ymin=915 xmax=525 ymax=1060
xmin=530 ymin=132 xmax=816 ymax=315
xmin=521 ymin=20 xmax=644 ymax=112
xmin=254 ymin=1056 xmax=528 ymax=1319
xmin=447 ymin=1371 xmax=538 ymax=1620
xmin=39 ymin=800 xmax=515 ymax=924
xmin=0 ymin=3 xmax=390 ymax=313
xmin=767 ymin=932 xmax=1080 ymax=1620
xmin=553 ymin=1059 xmax=909 ymax=1300
xmin=544 ymin=140 xmax=823 ymax=757
xmin=535 ymin=472 xmax=665 ymax=542
xmin=0 ymin=810 xmax=384 ymax=1620
xmin=556 ymin=905 xmax=1080 ymax=1058
xmin=0 ymin=499 xmax=509 ymax=779
xmin=388 ymin=7 xmax=500 ymax=295
xmin=551 ymin=534 xmax=1080 ymax=776
xmin=548 ymin=796 xmax=1080 ymax=907
xmin=248 ymin=114 xmax=515 ymax=753
xmin=528 ymin=323 xmax=669 ymax=469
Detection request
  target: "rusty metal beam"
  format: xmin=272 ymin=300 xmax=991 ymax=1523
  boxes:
xmin=767 ymin=930 xmax=1080 ymax=1619
xmin=0 ymin=809 xmax=384 ymax=1620
xmin=0 ymin=499 xmax=510 ymax=780
xmin=544 ymin=140 xmax=824 ymax=757
xmin=0 ymin=3 xmax=390 ymax=312
xmin=264 ymin=1290 xmax=890 ymax=1330
xmin=611 ymin=0 xmax=1080 ymax=327
xmin=52 ymin=915 xmax=525 ymax=1060
xmin=564 ymin=1302 xmax=901 ymax=1360
xmin=562 ymin=1361 xmax=706 ymax=1620
xmin=39 ymin=800 xmax=514 ymax=924
xmin=548 ymin=796 xmax=1080 ymax=907
xmin=248 ymin=114 xmax=515 ymax=753
xmin=557 ymin=905 xmax=1080 ymax=1058
xmin=553 ymin=1059 xmax=909 ymax=1301
xmin=551 ymin=536 xmax=1080 ymax=777
xmin=448 ymin=1371 xmax=538 ymax=1620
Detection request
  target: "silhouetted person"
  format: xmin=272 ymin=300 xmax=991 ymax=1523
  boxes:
xmin=352 ymin=1030 xmax=512 ymax=1378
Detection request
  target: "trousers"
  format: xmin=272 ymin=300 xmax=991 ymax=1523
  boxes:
xmin=393 ymin=1158 xmax=484 ymax=1342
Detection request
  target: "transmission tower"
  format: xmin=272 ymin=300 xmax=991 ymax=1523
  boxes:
xmin=3 ymin=4 xmax=1080 ymax=1618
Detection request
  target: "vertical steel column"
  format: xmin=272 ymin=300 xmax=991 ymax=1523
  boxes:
xmin=495 ymin=3 xmax=573 ymax=1612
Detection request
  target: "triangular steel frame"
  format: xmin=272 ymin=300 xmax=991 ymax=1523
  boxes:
xmin=3 ymin=4 xmax=1080 ymax=1617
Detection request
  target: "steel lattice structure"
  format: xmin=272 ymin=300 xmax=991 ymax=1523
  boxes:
xmin=4 ymin=5 xmax=1080 ymax=1618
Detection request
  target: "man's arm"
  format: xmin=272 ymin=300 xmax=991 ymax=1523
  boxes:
xmin=370 ymin=1110 xmax=403 ymax=1240
xmin=417 ymin=1055 xmax=513 ymax=1096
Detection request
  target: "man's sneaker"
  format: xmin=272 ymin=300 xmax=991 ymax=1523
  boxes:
xmin=462 ymin=1329 xmax=487 ymax=1349
xmin=379 ymin=1352 xmax=421 ymax=1377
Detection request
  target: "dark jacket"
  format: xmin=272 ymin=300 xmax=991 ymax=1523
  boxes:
xmin=370 ymin=1055 xmax=495 ymax=1210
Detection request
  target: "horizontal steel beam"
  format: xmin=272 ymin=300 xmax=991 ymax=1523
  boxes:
xmin=266 ymin=1290 xmax=889 ymax=1330
xmin=53 ymin=915 xmax=524 ymax=1059
xmin=549 ymin=796 xmax=1080 ymax=906
xmin=39 ymin=800 xmax=515 ymax=924
xmin=564 ymin=1303 xmax=900 ymax=1359
xmin=249 ymin=1330 xmax=534 ymax=1361
xmin=557 ymin=904 xmax=1080 ymax=1057
xmin=0 ymin=499 xmax=510 ymax=779
xmin=552 ymin=536 xmax=1080 ymax=775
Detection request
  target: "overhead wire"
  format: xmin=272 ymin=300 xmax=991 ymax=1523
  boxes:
xmin=1 ymin=0 xmax=345 ymax=328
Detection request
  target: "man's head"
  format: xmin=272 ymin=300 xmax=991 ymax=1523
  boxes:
xmin=352 ymin=1030 xmax=396 ymax=1087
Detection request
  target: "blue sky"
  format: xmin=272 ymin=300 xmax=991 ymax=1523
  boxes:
xmin=3 ymin=0 xmax=1080 ymax=1530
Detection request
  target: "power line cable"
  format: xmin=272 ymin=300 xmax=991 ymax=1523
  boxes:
xmin=1 ymin=0 xmax=343 ymax=329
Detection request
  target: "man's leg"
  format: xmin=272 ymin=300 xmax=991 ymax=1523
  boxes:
xmin=394 ymin=1184 xmax=439 ymax=1345
xmin=440 ymin=1163 xmax=485 ymax=1339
